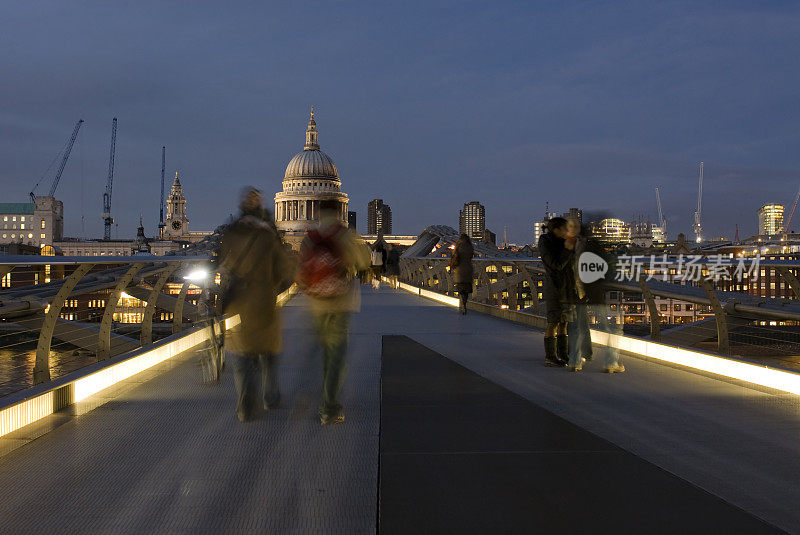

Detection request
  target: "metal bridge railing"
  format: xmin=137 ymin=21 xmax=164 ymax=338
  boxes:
xmin=400 ymin=256 xmax=800 ymax=361
xmin=0 ymin=255 xmax=211 ymax=393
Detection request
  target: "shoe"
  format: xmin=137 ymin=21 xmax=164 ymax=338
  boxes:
xmin=320 ymin=412 xmax=345 ymax=425
xmin=568 ymin=357 xmax=586 ymax=372
xmin=603 ymin=364 xmax=626 ymax=374
xmin=237 ymin=409 xmax=252 ymax=422
xmin=545 ymin=358 xmax=565 ymax=367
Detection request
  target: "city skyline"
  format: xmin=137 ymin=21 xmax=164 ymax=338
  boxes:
xmin=1 ymin=2 xmax=799 ymax=244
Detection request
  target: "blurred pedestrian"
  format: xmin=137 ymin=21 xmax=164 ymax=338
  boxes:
xmin=538 ymin=217 xmax=574 ymax=366
xmin=297 ymin=199 xmax=370 ymax=425
xmin=385 ymin=244 xmax=401 ymax=288
xmin=569 ymin=225 xmax=625 ymax=373
xmin=450 ymin=233 xmax=474 ymax=315
xmin=371 ymin=237 xmax=387 ymax=290
xmin=218 ymin=188 xmax=290 ymax=422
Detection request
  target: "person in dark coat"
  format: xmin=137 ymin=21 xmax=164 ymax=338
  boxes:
xmin=450 ymin=234 xmax=474 ymax=315
xmin=384 ymin=245 xmax=401 ymax=287
xmin=217 ymin=188 xmax=291 ymax=422
xmin=538 ymin=217 xmax=574 ymax=366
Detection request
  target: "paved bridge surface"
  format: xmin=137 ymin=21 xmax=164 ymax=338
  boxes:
xmin=0 ymin=286 xmax=797 ymax=533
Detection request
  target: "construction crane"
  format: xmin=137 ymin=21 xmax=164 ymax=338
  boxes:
xmin=784 ymin=185 xmax=800 ymax=234
xmin=29 ymin=119 xmax=84 ymax=202
xmin=692 ymin=161 xmax=703 ymax=243
xmin=655 ymin=186 xmax=667 ymax=240
xmin=158 ymin=147 xmax=166 ymax=239
xmin=102 ymin=118 xmax=117 ymax=240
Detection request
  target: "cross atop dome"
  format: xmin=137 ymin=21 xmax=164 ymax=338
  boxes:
xmin=304 ymin=107 xmax=320 ymax=150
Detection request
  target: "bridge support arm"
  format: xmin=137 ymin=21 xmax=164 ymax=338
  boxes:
xmin=638 ymin=276 xmax=662 ymax=341
xmin=98 ymin=262 xmax=146 ymax=360
xmin=776 ymin=267 xmax=800 ymax=300
xmin=141 ymin=264 xmax=179 ymax=346
xmin=34 ymin=263 xmax=94 ymax=384
xmin=699 ymin=279 xmax=730 ymax=354
xmin=173 ymin=281 xmax=190 ymax=334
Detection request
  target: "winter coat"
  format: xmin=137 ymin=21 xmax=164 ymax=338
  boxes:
xmin=538 ymin=232 xmax=574 ymax=305
xmin=385 ymin=249 xmax=401 ymax=277
xmin=218 ymin=214 xmax=290 ymax=355
xmin=451 ymin=239 xmax=475 ymax=292
xmin=573 ymin=237 xmax=612 ymax=305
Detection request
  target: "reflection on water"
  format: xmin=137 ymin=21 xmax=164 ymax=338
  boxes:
xmin=0 ymin=341 xmax=97 ymax=398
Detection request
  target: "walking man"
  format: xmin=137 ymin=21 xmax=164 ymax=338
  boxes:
xmin=297 ymin=200 xmax=370 ymax=425
xmin=218 ymin=188 xmax=290 ymax=422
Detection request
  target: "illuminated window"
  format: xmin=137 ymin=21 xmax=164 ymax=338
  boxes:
xmin=27 ymin=233 xmax=32 ymax=238
xmin=2 ymin=216 xmax=6 ymax=221
xmin=12 ymin=217 xmax=16 ymax=222
xmin=20 ymin=217 xmax=25 ymax=222
xmin=20 ymin=224 xmax=24 ymax=229
xmin=40 ymin=233 xmax=45 ymax=239
xmin=10 ymin=234 xmax=14 ymax=239
xmin=1 ymin=273 xmax=10 ymax=288
xmin=41 ymin=220 xmax=46 ymax=229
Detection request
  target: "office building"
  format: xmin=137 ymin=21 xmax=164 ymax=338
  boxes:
xmin=459 ymin=201 xmax=485 ymax=241
xmin=367 ymin=199 xmax=392 ymax=235
xmin=758 ymin=204 xmax=784 ymax=236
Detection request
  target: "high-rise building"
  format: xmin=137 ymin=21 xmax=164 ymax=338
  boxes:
xmin=274 ymin=109 xmax=349 ymax=249
xmin=533 ymin=210 xmax=558 ymax=246
xmin=592 ymin=218 xmax=630 ymax=243
xmin=367 ymin=199 xmax=392 ymax=235
xmin=758 ymin=203 xmax=784 ymax=236
xmin=347 ymin=211 xmax=357 ymax=230
xmin=459 ymin=201 xmax=485 ymax=240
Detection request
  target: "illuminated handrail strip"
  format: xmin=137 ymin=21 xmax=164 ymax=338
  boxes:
xmin=0 ymin=283 xmax=296 ymax=439
xmin=392 ymin=280 xmax=800 ymax=396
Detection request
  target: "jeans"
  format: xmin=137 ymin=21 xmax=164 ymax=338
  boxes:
xmin=233 ymin=353 xmax=280 ymax=417
xmin=568 ymin=303 xmax=622 ymax=368
xmin=314 ymin=312 xmax=350 ymax=416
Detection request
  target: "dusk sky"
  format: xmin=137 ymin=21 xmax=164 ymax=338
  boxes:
xmin=1 ymin=1 xmax=799 ymax=244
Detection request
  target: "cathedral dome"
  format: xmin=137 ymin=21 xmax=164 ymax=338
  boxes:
xmin=284 ymin=149 xmax=339 ymax=180
xmin=283 ymin=108 xmax=339 ymax=181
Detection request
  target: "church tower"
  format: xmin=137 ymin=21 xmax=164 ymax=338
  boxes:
xmin=163 ymin=171 xmax=189 ymax=239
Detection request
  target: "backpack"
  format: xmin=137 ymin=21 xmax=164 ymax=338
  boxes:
xmin=297 ymin=227 xmax=350 ymax=298
xmin=371 ymin=250 xmax=384 ymax=266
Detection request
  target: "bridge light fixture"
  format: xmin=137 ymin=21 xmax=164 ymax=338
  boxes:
xmin=184 ymin=268 xmax=210 ymax=282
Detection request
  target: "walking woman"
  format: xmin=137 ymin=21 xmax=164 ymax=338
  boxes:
xmin=537 ymin=217 xmax=575 ymax=366
xmin=451 ymin=233 xmax=474 ymax=315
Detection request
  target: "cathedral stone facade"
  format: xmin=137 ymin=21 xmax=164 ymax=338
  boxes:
xmin=274 ymin=110 xmax=349 ymax=248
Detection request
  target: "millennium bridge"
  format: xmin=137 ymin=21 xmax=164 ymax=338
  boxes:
xmin=0 ymin=228 xmax=798 ymax=533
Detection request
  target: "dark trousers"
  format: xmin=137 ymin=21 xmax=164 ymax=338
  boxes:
xmin=314 ymin=312 xmax=350 ymax=417
xmin=233 ymin=353 xmax=280 ymax=417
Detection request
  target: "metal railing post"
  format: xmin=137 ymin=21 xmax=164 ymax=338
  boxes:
xmin=98 ymin=262 xmax=146 ymax=360
xmin=776 ymin=266 xmax=800 ymax=300
xmin=34 ymin=263 xmax=94 ymax=384
xmin=173 ymin=281 xmax=190 ymax=333
xmin=140 ymin=264 xmax=179 ymax=346
xmin=638 ymin=275 xmax=662 ymax=341
xmin=700 ymin=279 xmax=730 ymax=354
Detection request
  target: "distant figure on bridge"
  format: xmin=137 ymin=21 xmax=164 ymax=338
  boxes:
xmin=218 ymin=188 xmax=290 ymax=422
xmin=538 ymin=217 xmax=574 ymax=367
xmin=450 ymin=234 xmax=474 ymax=315
xmin=385 ymin=244 xmax=401 ymax=288
xmin=568 ymin=223 xmax=625 ymax=373
xmin=370 ymin=238 xmax=387 ymax=290
xmin=297 ymin=199 xmax=370 ymax=425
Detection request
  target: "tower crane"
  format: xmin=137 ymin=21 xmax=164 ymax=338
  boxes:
xmin=158 ymin=147 xmax=166 ymax=239
xmin=784 ymin=185 xmax=800 ymax=234
xmin=655 ymin=186 xmax=666 ymax=240
xmin=102 ymin=118 xmax=117 ymax=240
xmin=692 ymin=161 xmax=703 ymax=243
xmin=29 ymin=119 xmax=84 ymax=202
